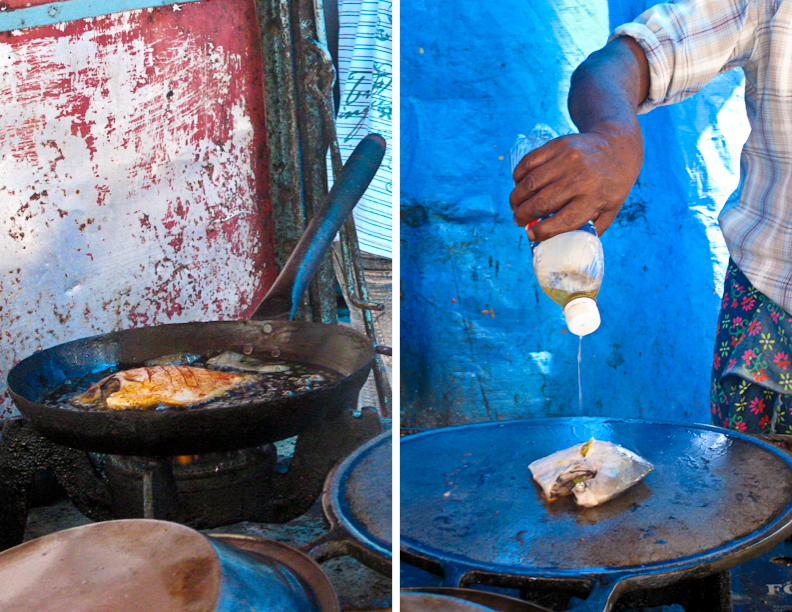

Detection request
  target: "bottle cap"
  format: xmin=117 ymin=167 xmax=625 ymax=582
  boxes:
xmin=563 ymin=297 xmax=601 ymax=337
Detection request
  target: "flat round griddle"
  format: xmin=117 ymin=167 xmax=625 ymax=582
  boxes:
xmin=401 ymin=418 xmax=792 ymax=611
xmin=308 ymin=430 xmax=392 ymax=574
xmin=7 ymin=320 xmax=372 ymax=456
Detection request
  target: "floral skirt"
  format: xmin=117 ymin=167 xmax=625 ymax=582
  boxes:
xmin=711 ymin=261 xmax=792 ymax=435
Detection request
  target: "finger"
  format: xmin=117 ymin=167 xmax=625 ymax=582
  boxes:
xmin=526 ymin=195 xmax=594 ymax=242
xmin=511 ymin=137 xmax=565 ymax=183
xmin=509 ymin=160 xmax=567 ymax=212
xmin=593 ymin=209 xmax=618 ymax=237
xmin=512 ymin=179 xmax=582 ymax=227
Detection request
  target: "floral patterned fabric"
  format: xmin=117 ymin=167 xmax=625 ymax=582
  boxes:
xmin=712 ymin=260 xmax=792 ymax=435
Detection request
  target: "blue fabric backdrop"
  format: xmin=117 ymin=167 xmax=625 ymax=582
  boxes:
xmin=400 ymin=0 xmax=750 ymax=428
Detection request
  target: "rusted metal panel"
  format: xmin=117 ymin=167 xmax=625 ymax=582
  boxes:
xmin=0 ymin=0 xmax=203 ymax=32
xmin=0 ymin=0 xmax=276 ymax=417
xmin=254 ymin=0 xmax=338 ymax=325
xmin=252 ymin=0 xmax=309 ymax=320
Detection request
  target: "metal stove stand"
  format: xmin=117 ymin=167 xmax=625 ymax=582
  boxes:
xmin=400 ymin=562 xmax=730 ymax=612
xmin=0 ymin=413 xmax=391 ymax=611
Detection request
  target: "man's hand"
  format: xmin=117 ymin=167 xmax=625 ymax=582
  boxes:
xmin=510 ymin=125 xmax=643 ymax=241
xmin=510 ymin=36 xmax=649 ymax=242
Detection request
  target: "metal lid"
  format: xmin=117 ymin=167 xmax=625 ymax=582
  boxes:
xmin=401 ymin=591 xmax=501 ymax=612
xmin=0 ymin=520 xmax=221 ymax=612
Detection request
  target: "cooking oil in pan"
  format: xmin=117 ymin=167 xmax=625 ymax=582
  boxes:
xmin=44 ymin=353 xmax=343 ymax=412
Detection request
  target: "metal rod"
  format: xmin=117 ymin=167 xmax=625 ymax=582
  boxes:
xmin=142 ymin=468 xmax=154 ymax=519
xmin=306 ymin=31 xmax=392 ymax=417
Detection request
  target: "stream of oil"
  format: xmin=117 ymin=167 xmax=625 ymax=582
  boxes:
xmin=578 ymin=336 xmax=583 ymax=412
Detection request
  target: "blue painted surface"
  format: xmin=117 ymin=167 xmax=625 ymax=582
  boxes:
xmin=0 ymin=0 xmax=202 ymax=33
xmin=400 ymin=0 xmax=750 ymax=427
xmin=731 ymin=539 xmax=792 ymax=611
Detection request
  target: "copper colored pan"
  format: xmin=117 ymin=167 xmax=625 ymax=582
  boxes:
xmin=0 ymin=519 xmax=339 ymax=612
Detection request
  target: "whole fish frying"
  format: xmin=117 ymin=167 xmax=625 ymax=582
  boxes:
xmin=72 ymin=365 xmax=257 ymax=410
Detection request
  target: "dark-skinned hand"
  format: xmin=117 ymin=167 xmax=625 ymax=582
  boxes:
xmin=509 ymin=125 xmax=643 ymax=242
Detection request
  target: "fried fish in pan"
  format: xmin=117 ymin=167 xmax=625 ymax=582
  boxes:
xmin=72 ymin=365 xmax=257 ymax=411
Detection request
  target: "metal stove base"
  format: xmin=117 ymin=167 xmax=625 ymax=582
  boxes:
xmin=401 ymin=561 xmax=736 ymax=612
xmin=730 ymin=539 xmax=792 ymax=612
xmin=0 ymin=405 xmax=383 ymax=548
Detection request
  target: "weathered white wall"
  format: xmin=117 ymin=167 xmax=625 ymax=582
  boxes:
xmin=0 ymin=0 xmax=274 ymax=417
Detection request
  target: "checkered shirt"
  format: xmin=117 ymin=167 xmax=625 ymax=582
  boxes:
xmin=611 ymin=0 xmax=792 ymax=313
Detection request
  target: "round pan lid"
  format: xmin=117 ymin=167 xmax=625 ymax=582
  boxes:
xmin=0 ymin=519 xmax=221 ymax=612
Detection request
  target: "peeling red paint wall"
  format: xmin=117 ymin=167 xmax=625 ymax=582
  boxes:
xmin=0 ymin=0 xmax=275 ymax=416
xmin=3 ymin=1 xmax=69 ymax=9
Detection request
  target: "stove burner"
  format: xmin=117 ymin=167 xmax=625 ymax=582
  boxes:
xmin=105 ymin=445 xmax=279 ymax=528
xmin=401 ymin=564 xmax=731 ymax=612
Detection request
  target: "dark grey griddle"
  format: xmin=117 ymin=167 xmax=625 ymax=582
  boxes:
xmin=305 ymin=430 xmax=392 ymax=576
xmin=400 ymin=417 xmax=792 ymax=612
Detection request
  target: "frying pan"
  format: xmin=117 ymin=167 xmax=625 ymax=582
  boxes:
xmin=400 ymin=417 xmax=792 ymax=612
xmin=6 ymin=135 xmax=386 ymax=457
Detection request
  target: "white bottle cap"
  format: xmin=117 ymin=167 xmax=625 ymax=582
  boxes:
xmin=563 ymin=297 xmax=601 ymax=336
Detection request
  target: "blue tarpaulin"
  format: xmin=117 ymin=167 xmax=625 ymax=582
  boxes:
xmin=400 ymin=0 xmax=750 ymax=428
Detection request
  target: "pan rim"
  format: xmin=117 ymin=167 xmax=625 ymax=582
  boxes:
xmin=6 ymin=319 xmax=374 ymax=455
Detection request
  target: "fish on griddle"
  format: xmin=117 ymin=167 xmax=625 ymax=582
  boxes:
xmin=529 ymin=438 xmax=654 ymax=507
xmin=72 ymin=365 xmax=257 ymax=411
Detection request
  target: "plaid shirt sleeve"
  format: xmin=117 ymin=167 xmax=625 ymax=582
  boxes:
xmin=609 ymin=0 xmax=761 ymax=113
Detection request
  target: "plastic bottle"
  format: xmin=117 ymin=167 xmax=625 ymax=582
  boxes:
xmin=511 ymin=126 xmax=604 ymax=336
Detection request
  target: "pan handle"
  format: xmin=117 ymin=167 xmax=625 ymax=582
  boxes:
xmin=301 ymin=526 xmax=353 ymax=564
xmin=302 ymin=527 xmax=393 ymax=579
xmin=567 ymin=577 xmax=629 ymax=612
xmin=251 ymin=134 xmax=387 ymax=320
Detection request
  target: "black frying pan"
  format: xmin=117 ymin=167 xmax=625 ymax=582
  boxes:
xmin=6 ymin=135 xmax=386 ymax=457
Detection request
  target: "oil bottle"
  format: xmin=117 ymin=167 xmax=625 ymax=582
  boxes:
xmin=530 ymin=221 xmax=603 ymax=336
xmin=511 ymin=126 xmax=604 ymax=336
